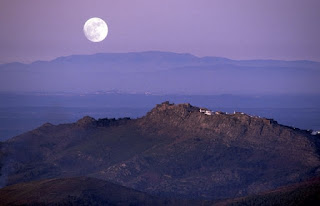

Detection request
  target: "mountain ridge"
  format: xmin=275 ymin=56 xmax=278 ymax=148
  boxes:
xmin=2 ymin=51 xmax=320 ymax=66
xmin=1 ymin=51 xmax=319 ymax=94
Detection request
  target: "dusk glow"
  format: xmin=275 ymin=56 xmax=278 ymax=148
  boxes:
xmin=1 ymin=0 xmax=320 ymax=63
xmin=1 ymin=1 xmax=320 ymax=205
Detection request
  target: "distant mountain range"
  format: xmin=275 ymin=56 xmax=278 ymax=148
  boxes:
xmin=0 ymin=51 xmax=319 ymax=94
xmin=1 ymin=102 xmax=320 ymax=204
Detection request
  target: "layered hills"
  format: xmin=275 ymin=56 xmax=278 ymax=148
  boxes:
xmin=1 ymin=51 xmax=319 ymax=94
xmin=1 ymin=102 xmax=320 ymax=202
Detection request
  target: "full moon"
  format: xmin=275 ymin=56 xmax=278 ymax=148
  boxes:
xmin=83 ymin=17 xmax=108 ymax=42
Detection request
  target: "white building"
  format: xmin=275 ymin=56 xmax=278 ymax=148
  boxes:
xmin=199 ymin=108 xmax=213 ymax=115
xmin=205 ymin=110 xmax=212 ymax=115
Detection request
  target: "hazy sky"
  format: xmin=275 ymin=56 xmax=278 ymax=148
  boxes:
xmin=1 ymin=0 xmax=320 ymax=63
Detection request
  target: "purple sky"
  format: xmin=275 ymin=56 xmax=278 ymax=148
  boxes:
xmin=1 ymin=0 xmax=320 ymax=63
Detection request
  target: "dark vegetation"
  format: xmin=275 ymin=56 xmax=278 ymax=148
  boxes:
xmin=1 ymin=102 xmax=320 ymax=204
xmin=216 ymin=177 xmax=320 ymax=206
xmin=1 ymin=176 xmax=320 ymax=205
xmin=0 ymin=177 xmax=207 ymax=206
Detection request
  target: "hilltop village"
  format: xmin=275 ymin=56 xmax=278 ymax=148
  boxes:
xmin=200 ymin=108 xmax=255 ymax=117
xmin=199 ymin=108 xmax=320 ymax=136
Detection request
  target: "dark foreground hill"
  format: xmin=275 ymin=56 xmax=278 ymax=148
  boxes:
xmin=216 ymin=177 xmax=320 ymax=206
xmin=1 ymin=102 xmax=320 ymax=201
xmin=0 ymin=177 xmax=205 ymax=206
xmin=1 ymin=176 xmax=319 ymax=206
xmin=0 ymin=177 xmax=164 ymax=206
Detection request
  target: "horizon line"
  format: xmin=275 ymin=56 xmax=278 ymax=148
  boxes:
xmin=1 ymin=50 xmax=320 ymax=65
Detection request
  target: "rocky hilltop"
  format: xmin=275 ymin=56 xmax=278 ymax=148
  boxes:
xmin=1 ymin=102 xmax=320 ymax=201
